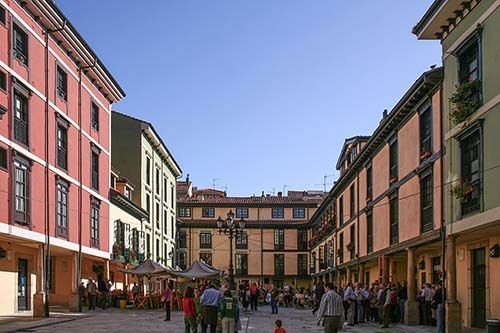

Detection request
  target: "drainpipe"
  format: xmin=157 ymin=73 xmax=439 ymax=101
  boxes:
xmin=356 ymin=173 xmax=360 ymax=281
xmin=439 ymin=85 xmax=447 ymax=305
xmin=77 ymin=59 xmax=96 ymax=313
xmin=43 ymin=19 xmax=66 ymax=318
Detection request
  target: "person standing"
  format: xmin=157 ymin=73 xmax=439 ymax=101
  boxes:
xmin=97 ymin=277 xmax=109 ymax=309
xmin=316 ymin=282 xmax=344 ymax=333
xmin=433 ymin=283 xmax=443 ymax=333
xmin=219 ymin=290 xmax=238 ymax=333
xmin=312 ymin=281 xmax=325 ymax=315
xmin=270 ymin=285 xmax=279 ymax=314
xmin=343 ymin=282 xmax=355 ymax=326
xmin=182 ymin=286 xmax=198 ymax=333
xmin=249 ymin=282 xmax=259 ymax=311
xmin=354 ymin=283 xmax=364 ymax=324
xmin=397 ymin=282 xmax=407 ymax=323
xmin=200 ymin=284 xmax=223 ymax=333
xmin=162 ymin=282 xmax=174 ymax=321
xmin=422 ymin=283 xmax=433 ymax=326
xmin=86 ymin=278 xmax=97 ymax=310
xmin=132 ymin=282 xmax=141 ymax=300
xmin=380 ymin=284 xmax=391 ymax=328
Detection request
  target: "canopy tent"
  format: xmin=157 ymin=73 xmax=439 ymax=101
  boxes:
xmin=119 ymin=259 xmax=168 ymax=276
xmin=164 ymin=260 xmax=223 ymax=279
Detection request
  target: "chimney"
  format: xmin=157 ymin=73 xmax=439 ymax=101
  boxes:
xmin=186 ymin=173 xmax=190 ymax=183
xmin=261 ymin=191 xmax=265 ymax=197
xmin=380 ymin=109 xmax=388 ymax=125
xmin=277 ymin=192 xmax=282 ymax=197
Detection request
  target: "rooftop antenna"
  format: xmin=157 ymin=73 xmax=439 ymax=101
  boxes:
xmin=212 ymin=178 xmax=220 ymax=190
xmin=323 ymin=175 xmax=335 ymax=192
xmin=283 ymin=185 xmax=291 ymax=196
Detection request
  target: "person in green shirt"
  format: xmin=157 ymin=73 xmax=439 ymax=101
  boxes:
xmin=220 ymin=290 xmax=238 ymax=333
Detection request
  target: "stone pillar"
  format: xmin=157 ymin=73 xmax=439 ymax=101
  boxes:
xmin=33 ymin=245 xmax=45 ymax=318
xmin=445 ymin=236 xmax=462 ymax=333
xmin=390 ymin=257 xmax=396 ymax=283
xmin=359 ymin=263 xmax=365 ymax=284
xmin=346 ymin=267 xmax=351 ymax=285
xmin=68 ymin=253 xmax=80 ymax=312
xmin=405 ymin=248 xmax=419 ymax=325
xmin=381 ymin=256 xmax=390 ymax=284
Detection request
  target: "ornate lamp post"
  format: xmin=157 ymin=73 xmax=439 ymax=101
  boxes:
xmin=216 ymin=210 xmax=246 ymax=290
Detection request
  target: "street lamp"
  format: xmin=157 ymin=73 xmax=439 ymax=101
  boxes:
xmin=216 ymin=210 xmax=246 ymax=290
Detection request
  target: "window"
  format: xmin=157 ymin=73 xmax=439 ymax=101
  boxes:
xmin=236 ymin=231 xmax=248 ymax=249
xmin=155 ymin=202 xmax=160 ymax=228
xmin=389 ymin=192 xmax=399 ymax=245
xmin=460 ymin=127 xmax=482 ymax=216
xmin=178 ymin=207 xmax=191 ymax=218
xmin=389 ymin=136 xmax=398 ymax=181
xmin=155 ymin=239 xmax=160 ymax=261
xmin=200 ymin=253 xmax=212 ymax=266
xmin=91 ymin=102 xmax=99 ymax=131
xmin=339 ymin=233 xmax=344 ymax=264
xmin=56 ymin=124 xmax=67 ymax=170
xmin=145 ymin=156 xmax=151 ymax=185
xmin=274 ymin=229 xmax=284 ymax=251
xmin=14 ymin=90 xmax=29 ymax=145
xmin=349 ymin=224 xmax=355 ymax=259
xmin=272 ymin=208 xmax=284 ymax=219
xmin=350 ymin=146 xmax=357 ymax=163
xmin=338 ymin=196 xmax=344 ymax=226
xmin=235 ymin=254 xmax=248 ymax=276
xmin=0 ymin=6 xmax=6 ymax=25
xmin=350 ymin=184 xmax=355 ymax=218
xmin=170 ymin=185 xmax=174 ymax=208
xmin=420 ymin=104 xmax=432 ymax=157
xmin=274 ymin=254 xmax=284 ymax=277
xmin=366 ymin=163 xmax=373 ymax=200
xmin=420 ymin=169 xmax=434 ymax=233
xmin=200 ymin=232 xmax=212 ymax=249
xmin=155 ymin=168 xmax=160 ymax=195
xmin=146 ymin=193 xmax=151 ymax=216
xmin=178 ymin=252 xmax=187 ymax=270
xmin=163 ymin=210 xmax=167 ymax=234
xmin=293 ymin=208 xmax=305 ymax=219
xmin=124 ymin=186 xmax=131 ymax=199
xmin=163 ymin=177 xmax=167 ymax=201
xmin=178 ymin=230 xmax=187 ymax=248
xmin=310 ymin=252 xmax=316 ymax=274
xmin=14 ymin=158 xmax=29 ymax=225
xmin=235 ymin=208 xmax=248 ymax=219
xmin=56 ymin=181 xmax=69 ymax=238
xmin=458 ymin=36 xmax=480 ymax=84
xmin=297 ymin=254 xmax=308 ymax=276
xmin=297 ymin=229 xmax=308 ymax=251
xmin=171 ymin=216 xmax=174 ymax=239
xmin=201 ymin=208 xmax=215 ymax=218
xmin=0 ymin=70 xmax=6 ymax=91
xmin=367 ymin=210 xmax=373 ymax=254
xmin=90 ymin=199 xmax=100 ymax=248
xmin=13 ymin=24 xmax=28 ymax=65
xmin=146 ymin=233 xmax=151 ymax=258
xmin=56 ymin=66 xmax=67 ymax=101
xmin=0 ymin=147 xmax=7 ymax=170
xmin=91 ymin=149 xmax=99 ymax=190
xmin=318 ymin=245 xmax=325 ymax=269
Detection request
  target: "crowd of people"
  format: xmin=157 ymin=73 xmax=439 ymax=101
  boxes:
xmin=313 ymin=280 xmax=444 ymax=333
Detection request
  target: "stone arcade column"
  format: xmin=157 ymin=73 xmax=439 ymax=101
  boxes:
xmin=445 ymin=236 xmax=462 ymax=333
xmin=33 ymin=245 xmax=45 ymax=317
xmin=404 ymin=248 xmax=419 ymax=325
xmin=359 ymin=263 xmax=365 ymax=284
xmin=68 ymin=252 xmax=80 ymax=312
xmin=346 ymin=267 xmax=351 ymax=285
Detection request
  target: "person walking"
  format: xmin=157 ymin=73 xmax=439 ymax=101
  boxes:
xmin=316 ymin=282 xmax=344 ymax=333
xmin=162 ymin=282 xmax=174 ymax=321
xmin=86 ymin=278 xmax=97 ymax=310
xmin=182 ymin=286 xmax=198 ymax=333
xmin=433 ymin=283 xmax=444 ymax=333
xmin=312 ymin=281 xmax=325 ymax=315
xmin=200 ymin=284 xmax=223 ymax=333
xmin=249 ymin=282 xmax=259 ymax=311
xmin=97 ymin=277 xmax=109 ymax=309
xmin=219 ymin=290 xmax=238 ymax=333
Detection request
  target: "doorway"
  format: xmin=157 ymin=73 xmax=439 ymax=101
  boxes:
xmin=471 ymin=248 xmax=486 ymax=328
xmin=17 ymin=258 xmax=30 ymax=311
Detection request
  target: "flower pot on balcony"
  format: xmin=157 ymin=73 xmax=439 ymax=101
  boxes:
xmin=449 ymin=80 xmax=482 ymax=125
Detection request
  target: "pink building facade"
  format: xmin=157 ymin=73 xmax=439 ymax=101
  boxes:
xmin=309 ymin=67 xmax=444 ymax=326
xmin=0 ymin=0 xmax=124 ymax=316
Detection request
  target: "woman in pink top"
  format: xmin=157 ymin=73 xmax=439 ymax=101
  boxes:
xmin=182 ymin=287 xmax=198 ymax=333
xmin=162 ymin=282 xmax=173 ymax=321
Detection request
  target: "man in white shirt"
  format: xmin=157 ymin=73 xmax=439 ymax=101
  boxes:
xmin=316 ymin=282 xmax=344 ymax=333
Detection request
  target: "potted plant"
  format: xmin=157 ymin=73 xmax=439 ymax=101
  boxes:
xmin=449 ymin=80 xmax=482 ymax=125
xmin=450 ymin=179 xmax=475 ymax=200
xmin=420 ymin=149 xmax=432 ymax=159
xmin=112 ymin=242 xmax=122 ymax=257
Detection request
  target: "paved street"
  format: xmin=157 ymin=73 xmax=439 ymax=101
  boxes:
xmin=0 ymin=306 xmax=436 ymax=333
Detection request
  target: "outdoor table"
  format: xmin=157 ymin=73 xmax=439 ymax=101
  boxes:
xmin=135 ymin=295 xmax=149 ymax=310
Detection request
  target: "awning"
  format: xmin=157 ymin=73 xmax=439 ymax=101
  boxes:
xmin=163 ymin=260 xmax=223 ymax=279
xmin=119 ymin=259 xmax=168 ymax=276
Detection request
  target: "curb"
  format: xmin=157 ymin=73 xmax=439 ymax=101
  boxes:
xmin=0 ymin=314 xmax=93 ymax=333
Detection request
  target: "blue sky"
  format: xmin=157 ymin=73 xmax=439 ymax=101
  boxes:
xmin=57 ymin=0 xmax=440 ymax=196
